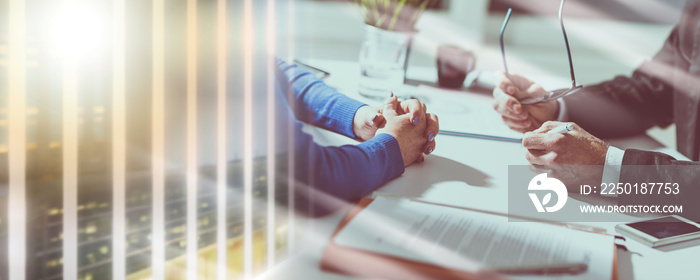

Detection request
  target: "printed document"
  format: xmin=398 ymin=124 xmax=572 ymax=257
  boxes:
xmin=334 ymin=197 xmax=614 ymax=280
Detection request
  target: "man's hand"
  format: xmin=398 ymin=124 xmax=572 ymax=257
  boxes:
xmin=522 ymin=121 xmax=608 ymax=187
xmin=376 ymin=95 xmax=429 ymax=167
xmin=523 ymin=121 xmax=607 ymax=166
xmin=493 ymin=72 xmax=559 ymax=132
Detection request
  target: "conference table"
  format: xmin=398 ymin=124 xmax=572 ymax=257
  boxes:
xmin=258 ymin=57 xmax=700 ymax=280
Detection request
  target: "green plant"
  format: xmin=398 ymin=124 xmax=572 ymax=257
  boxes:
xmin=352 ymin=0 xmax=435 ymax=31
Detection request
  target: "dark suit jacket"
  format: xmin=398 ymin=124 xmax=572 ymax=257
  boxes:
xmin=563 ymin=1 xmax=700 ymax=221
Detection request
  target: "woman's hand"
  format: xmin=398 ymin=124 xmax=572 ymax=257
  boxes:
xmin=377 ymin=95 xmax=431 ymax=167
xmin=397 ymin=98 xmax=439 ymax=156
xmin=352 ymin=105 xmax=385 ymax=141
xmin=353 ymin=93 xmax=439 ymax=158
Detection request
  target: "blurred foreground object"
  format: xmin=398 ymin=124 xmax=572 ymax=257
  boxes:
xmin=437 ymin=45 xmax=476 ymax=89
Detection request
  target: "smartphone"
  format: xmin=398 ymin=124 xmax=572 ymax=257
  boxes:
xmin=293 ymin=60 xmax=330 ymax=80
xmin=615 ymin=215 xmax=700 ymax=248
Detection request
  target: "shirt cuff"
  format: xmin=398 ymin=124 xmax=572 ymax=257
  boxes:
xmin=557 ymin=99 xmax=569 ymax=122
xmin=601 ymin=146 xmax=625 ymax=197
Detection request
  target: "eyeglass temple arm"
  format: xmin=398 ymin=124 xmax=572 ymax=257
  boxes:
xmin=500 ymin=8 xmax=512 ymax=79
xmin=559 ymin=0 xmax=577 ymax=88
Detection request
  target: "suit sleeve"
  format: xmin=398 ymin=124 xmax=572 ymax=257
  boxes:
xmin=562 ymin=24 xmax=681 ymax=139
xmin=617 ymin=149 xmax=700 ymax=222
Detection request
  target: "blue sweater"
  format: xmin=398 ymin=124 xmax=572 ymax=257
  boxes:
xmin=275 ymin=59 xmax=405 ymax=204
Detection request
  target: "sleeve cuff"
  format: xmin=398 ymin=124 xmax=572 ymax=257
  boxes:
xmin=557 ymin=99 xmax=569 ymax=122
xmin=362 ymin=133 xmax=405 ymax=181
xmin=335 ymin=98 xmax=367 ymax=139
xmin=601 ymin=146 xmax=625 ymax=197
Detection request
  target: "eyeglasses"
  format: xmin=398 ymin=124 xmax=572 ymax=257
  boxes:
xmin=500 ymin=0 xmax=582 ymax=105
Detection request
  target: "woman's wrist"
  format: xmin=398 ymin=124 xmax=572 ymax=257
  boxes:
xmin=352 ymin=105 xmax=383 ymax=141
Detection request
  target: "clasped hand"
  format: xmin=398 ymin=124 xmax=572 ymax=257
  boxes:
xmin=353 ymin=93 xmax=439 ymax=167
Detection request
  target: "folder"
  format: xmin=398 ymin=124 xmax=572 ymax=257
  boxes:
xmin=320 ymin=198 xmax=619 ymax=280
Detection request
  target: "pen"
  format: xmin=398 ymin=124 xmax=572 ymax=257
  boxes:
xmin=489 ymin=262 xmax=588 ymax=275
xmin=438 ymin=130 xmax=522 ymax=143
xmin=547 ymin=123 xmax=574 ymax=134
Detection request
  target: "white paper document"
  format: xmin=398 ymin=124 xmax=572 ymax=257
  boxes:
xmin=334 ymin=197 xmax=614 ymax=279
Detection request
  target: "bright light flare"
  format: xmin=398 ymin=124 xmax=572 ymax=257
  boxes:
xmin=49 ymin=5 xmax=104 ymax=59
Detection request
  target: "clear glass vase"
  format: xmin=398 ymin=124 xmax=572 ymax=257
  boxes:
xmin=358 ymin=25 xmax=413 ymax=100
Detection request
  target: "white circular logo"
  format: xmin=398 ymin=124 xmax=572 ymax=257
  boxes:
xmin=528 ymin=173 xmax=568 ymax=213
